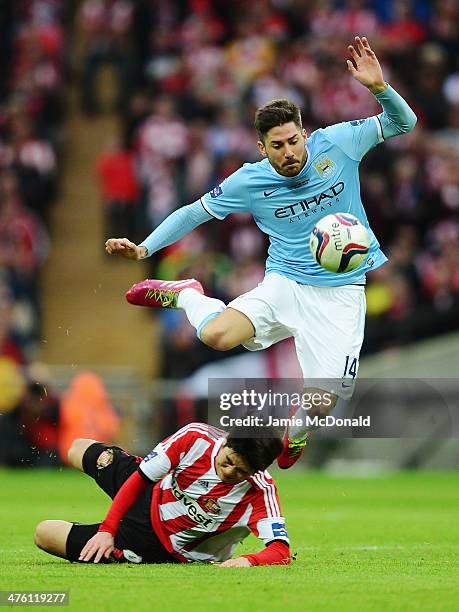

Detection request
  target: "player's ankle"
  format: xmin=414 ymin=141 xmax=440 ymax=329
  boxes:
xmin=289 ymin=432 xmax=309 ymax=443
xmin=177 ymin=287 xmax=202 ymax=309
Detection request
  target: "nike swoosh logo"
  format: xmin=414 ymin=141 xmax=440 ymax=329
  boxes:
xmin=342 ymin=382 xmax=352 ymax=388
xmin=264 ymin=188 xmax=281 ymax=197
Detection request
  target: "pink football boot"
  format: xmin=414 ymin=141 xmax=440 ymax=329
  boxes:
xmin=126 ymin=279 xmax=204 ymax=308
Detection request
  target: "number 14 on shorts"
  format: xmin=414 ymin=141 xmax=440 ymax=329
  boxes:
xmin=343 ymin=355 xmax=358 ymax=379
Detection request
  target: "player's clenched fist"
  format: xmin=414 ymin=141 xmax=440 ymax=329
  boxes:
xmin=105 ymin=238 xmax=147 ymax=260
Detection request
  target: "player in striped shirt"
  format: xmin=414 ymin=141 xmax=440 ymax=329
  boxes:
xmin=34 ymin=423 xmax=290 ymax=567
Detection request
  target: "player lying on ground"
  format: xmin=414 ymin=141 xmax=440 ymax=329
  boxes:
xmin=105 ymin=37 xmax=417 ymax=468
xmin=34 ymin=423 xmax=290 ymax=566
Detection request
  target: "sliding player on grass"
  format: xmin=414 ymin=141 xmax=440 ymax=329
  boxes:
xmin=34 ymin=423 xmax=290 ymax=566
xmin=105 ymin=37 xmax=417 ymax=468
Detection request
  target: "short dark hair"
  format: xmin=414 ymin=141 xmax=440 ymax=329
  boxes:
xmin=254 ymin=99 xmax=302 ymax=141
xmin=226 ymin=426 xmax=283 ymax=473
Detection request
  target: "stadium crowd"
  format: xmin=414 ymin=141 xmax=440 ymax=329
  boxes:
xmin=2 ymin=0 xmax=458 ymax=377
xmin=0 ymin=367 xmax=120 ymax=467
xmin=0 ymin=1 xmax=123 ymax=466
xmin=0 ymin=0 xmax=65 ymax=364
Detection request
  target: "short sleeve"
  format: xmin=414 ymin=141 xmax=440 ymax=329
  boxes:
xmin=139 ymin=423 xmax=205 ymax=481
xmin=321 ymin=116 xmax=384 ymax=162
xmin=249 ymin=472 xmax=290 ymax=546
xmin=201 ymin=167 xmax=251 ymax=220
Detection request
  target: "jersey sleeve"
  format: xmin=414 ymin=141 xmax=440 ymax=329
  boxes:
xmin=99 ymin=471 xmax=148 ymax=536
xmin=248 ymin=472 xmax=290 ymax=546
xmin=139 ymin=200 xmax=212 ymax=257
xmin=200 ymin=167 xmax=251 ymax=220
xmin=320 ymin=116 xmax=383 ymax=162
xmin=242 ymin=540 xmax=291 ymax=566
xmin=321 ymin=84 xmax=417 ymax=161
xmin=139 ymin=422 xmax=207 ymax=482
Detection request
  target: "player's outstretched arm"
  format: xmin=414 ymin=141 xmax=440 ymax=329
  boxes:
xmin=346 ymin=36 xmax=386 ymax=94
xmin=105 ymin=200 xmax=212 ymax=261
xmin=332 ymin=35 xmax=416 ymax=150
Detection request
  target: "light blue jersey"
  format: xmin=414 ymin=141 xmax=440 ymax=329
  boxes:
xmin=201 ymin=122 xmax=383 ymax=286
xmin=140 ymin=85 xmax=416 ymax=287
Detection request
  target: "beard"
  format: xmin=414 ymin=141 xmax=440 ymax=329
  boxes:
xmin=269 ymin=150 xmax=307 ymax=177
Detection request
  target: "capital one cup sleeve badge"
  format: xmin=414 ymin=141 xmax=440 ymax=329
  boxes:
xmin=96 ymin=448 xmax=114 ymax=469
xmin=210 ymin=185 xmax=223 ymax=198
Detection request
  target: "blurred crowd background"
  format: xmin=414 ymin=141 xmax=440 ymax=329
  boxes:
xmin=1 ymin=0 xmax=459 ymax=465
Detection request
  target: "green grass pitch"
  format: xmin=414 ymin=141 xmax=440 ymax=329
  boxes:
xmin=0 ymin=469 xmax=458 ymax=611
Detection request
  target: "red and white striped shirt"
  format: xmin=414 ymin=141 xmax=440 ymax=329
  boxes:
xmin=139 ymin=423 xmax=289 ymax=563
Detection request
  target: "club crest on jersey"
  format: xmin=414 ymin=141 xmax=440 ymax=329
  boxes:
xmin=210 ymin=185 xmax=223 ymax=198
xmin=96 ymin=449 xmax=114 ymax=469
xmin=313 ymin=155 xmax=336 ymax=179
xmin=201 ymin=497 xmax=221 ymax=515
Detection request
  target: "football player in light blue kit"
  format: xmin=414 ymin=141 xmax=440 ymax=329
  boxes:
xmin=106 ymin=37 xmax=417 ymax=467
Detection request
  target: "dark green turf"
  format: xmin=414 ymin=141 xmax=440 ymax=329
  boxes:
xmin=0 ymin=469 xmax=458 ymax=611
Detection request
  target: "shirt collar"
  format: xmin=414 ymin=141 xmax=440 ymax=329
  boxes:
xmin=212 ymin=437 xmax=226 ymax=477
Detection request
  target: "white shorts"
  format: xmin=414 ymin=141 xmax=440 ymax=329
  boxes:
xmin=227 ymin=273 xmax=366 ymax=399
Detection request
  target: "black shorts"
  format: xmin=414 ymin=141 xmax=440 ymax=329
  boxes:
xmin=66 ymin=442 xmax=177 ymax=564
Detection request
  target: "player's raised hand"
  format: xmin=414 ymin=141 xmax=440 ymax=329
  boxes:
xmin=346 ymin=36 xmax=386 ymax=95
xmin=79 ymin=531 xmax=114 ymax=563
xmin=105 ymin=238 xmax=147 ymax=260
xmin=219 ymin=557 xmax=251 ymax=567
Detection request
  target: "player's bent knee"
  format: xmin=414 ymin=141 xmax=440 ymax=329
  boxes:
xmin=34 ymin=520 xmax=73 ymax=559
xmin=34 ymin=520 xmax=52 ymax=550
xmin=200 ymin=326 xmax=237 ymax=351
xmin=67 ymin=438 xmax=97 ymax=470
xmin=199 ymin=307 xmax=254 ymax=350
